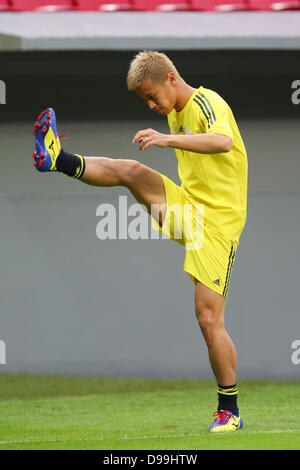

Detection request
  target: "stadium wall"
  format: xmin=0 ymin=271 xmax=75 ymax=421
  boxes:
xmin=1 ymin=49 xmax=300 ymax=121
xmin=0 ymin=50 xmax=300 ymax=379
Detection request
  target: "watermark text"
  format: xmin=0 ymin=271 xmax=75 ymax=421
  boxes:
xmin=291 ymin=80 xmax=300 ymax=105
xmin=291 ymin=340 xmax=300 ymax=365
xmin=0 ymin=80 xmax=6 ymax=104
xmin=0 ymin=340 xmax=6 ymax=365
xmin=96 ymin=196 xmax=204 ymax=251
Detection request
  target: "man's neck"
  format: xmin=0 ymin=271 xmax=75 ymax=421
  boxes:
xmin=174 ymin=83 xmax=198 ymax=112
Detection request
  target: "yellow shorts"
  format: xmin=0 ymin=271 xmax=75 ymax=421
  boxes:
xmin=152 ymin=174 xmax=238 ymax=300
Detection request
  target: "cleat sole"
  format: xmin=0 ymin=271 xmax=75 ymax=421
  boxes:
xmin=33 ymin=107 xmax=61 ymax=172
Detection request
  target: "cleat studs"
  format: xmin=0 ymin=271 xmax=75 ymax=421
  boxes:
xmin=37 ymin=111 xmax=45 ymax=121
xmin=33 ymin=162 xmax=37 ymax=168
xmin=33 ymin=122 xmax=43 ymax=135
xmin=39 ymin=160 xmax=43 ymax=167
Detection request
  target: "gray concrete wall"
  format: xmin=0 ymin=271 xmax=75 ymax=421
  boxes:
xmin=2 ymin=12 xmax=300 ymax=52
xmin=0 ymin=117 xmax=299 ymax=378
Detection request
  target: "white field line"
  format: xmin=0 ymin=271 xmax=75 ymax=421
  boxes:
xmin=0 ymin=429 xmax=300 ymax=445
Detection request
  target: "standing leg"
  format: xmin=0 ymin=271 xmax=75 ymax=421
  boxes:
xmin=194 ymin=280 xmax=242 ymax=432
xmin=194 ymin=280 xmax=237 ymax=385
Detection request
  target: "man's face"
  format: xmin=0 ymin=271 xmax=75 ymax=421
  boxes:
xmin=136 ymin=75 xmax=177 ymax=116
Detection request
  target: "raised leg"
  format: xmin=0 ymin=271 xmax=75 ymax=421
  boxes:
xmin=82 ymin=156 xmax=167 ymax=226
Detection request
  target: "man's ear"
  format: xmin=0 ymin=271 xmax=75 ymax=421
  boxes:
xmin=166 ymin=72 xmax=176 ymax=85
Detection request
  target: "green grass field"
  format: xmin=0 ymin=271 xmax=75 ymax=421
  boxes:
xmin=0 ymin=373 xmax=299 ymax=450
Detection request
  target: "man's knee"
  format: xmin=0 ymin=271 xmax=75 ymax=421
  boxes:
xmin=196 ymin=302 xmax=214 ymax=330
xmin=195 ymin=300 xmax=224 ymax=345
xmin=117 ymin=159 xmax=146 ymax=187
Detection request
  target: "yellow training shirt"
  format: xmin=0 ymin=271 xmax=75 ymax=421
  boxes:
xmin=167 ymin=85 xmax=248 ymax=244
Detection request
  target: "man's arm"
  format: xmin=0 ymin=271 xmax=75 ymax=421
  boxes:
xmin=167 ymin=132 xmax=232 ymax=154
xmin=132 ymin=128 xmax=232 ymax=154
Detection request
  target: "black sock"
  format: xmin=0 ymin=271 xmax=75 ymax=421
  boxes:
xmin=56 ymin=148 xmax=85 ymax=179
xmin=217 ymin=383 xmax=239 ymax=416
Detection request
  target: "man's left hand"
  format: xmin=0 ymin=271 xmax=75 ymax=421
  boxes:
xmin=132 ymin=128 xmax=170 ymax=151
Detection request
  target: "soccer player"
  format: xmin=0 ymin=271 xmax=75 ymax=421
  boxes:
xmin=32 ymin=50 xmax=247 ymax=432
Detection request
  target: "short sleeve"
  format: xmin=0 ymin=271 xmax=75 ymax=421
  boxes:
xmin=193 ymin=90 xmax=233 ymax=139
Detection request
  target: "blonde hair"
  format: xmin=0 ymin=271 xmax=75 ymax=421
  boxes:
xmin=127 ymin=50 xmax=184 ymax=91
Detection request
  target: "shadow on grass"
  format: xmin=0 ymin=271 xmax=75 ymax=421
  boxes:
xmin=1 ymin=373 xmax=296 ymax=401
xmin=0 ymin=373 xmax=216 ymax=400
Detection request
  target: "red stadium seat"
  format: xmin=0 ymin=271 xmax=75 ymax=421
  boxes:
xmin=247 ymin=0 xmax=300 ymax=10
xmin=0 ymin=0 xmax=11 ymax=10
xmin=190 ymin=0 xmax=300 ymax=10
xmin=76 ymin=1 xmax=190 ymax=11
xmin=190 ymin=0 xmax=249 ymax=11
xmin=272 ymin=1 xmax=300 ymax=10
xmin=10 ymin=1 xmax=75 ymax=11
xmin=131 ymin=0 xmax=190 ymax=11
xmin=75 ymin=0 xmax=133 ymax=11
xmin=6 ymin=0 xmax=300 ymax=11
